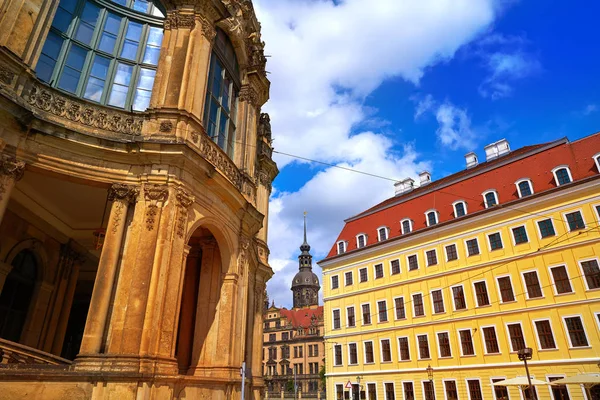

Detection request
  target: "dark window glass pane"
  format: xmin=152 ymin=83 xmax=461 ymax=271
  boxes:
xmin=378 ymin=301 xmax=387 ymax=322
xmin=438 ymin=332 xmax=451 ymax=357
xmin=483 ymin=327 xmax=499 ymax=353
xmin=83 ymin=54 xmax=110 ymax=101
xmin=52 ymin=0 xmax=78 ymax=32
xmin=398 ymin=337 xmax=409 ymax=360
xmin=402 ymin=220 xmax=411 ymax=233
xmin=132 ymin=0 xmax=149 ymax=13
xmin=408 ymin=255 xmax=418 ymax=270
xmin=535 ymin=320 xmax=556 ymax=349
xmin=512 ymin=226 xmax=528 ymax=244
xmin=445 ymin=381 xmax=458 ymax=400
xmin=508 ymin=323 xmax=525 ymax=351
xmin=120 ymin=21 xmax=142 ymax=60
xmin=452 ymin=286 xmax=466 ymax=310
xmin=518 ymin=180 xmax=532 ymax=196
xmin=474 ymin=281 xmax=490 ymax=306
xmin=381 ymin=339 xmax=391 ymax=362
xmin=418 ymin=335 xmax=429 ymax=359
xmin=485 ymin=192 xmax=497 ymax=207
xmin=427 ymin=211 xmax=437 ymax=226
xmin=556 ymin=168 xmax=571 ymax=185
xmin=391 ymin=259 xmax=400 ymax=275
xmin=36 ymin=32 xmax=64 ymax=82
xmin=362 ymin=304 xmax=371 ymax=325
xmin=58 ymin=44 xmax=87 ymax=93
xmin=331 ymin=276 xmax=339 ymax=289
xmin=538 ymin=219 xmax=556 ymax=238
xmin=98 ymin=13 xmax=122 ymax=53
xmin=551 ymin=266 xmax=572 ymax=294
xmin=489 ymin=233 xmax=503 ymax=250
xmin=446 ymin=244 xmax=458 ymax=261
xmin=467 ymin=380 xmax=483 ymax=400
xmin=455 ymin=202 xmax=465 ymax=217
xmin=413 ymin=294 xmax=424 ymax=316
xmin=566 ymin=211 xmax=585 ymax=231
xmin=582 ymin=260 xmax=600 ymax=290
xmin=143 ymin=27 xmax=163 ymax=65
xmin=395 ymin=297 xmax=405 ymax=319
xmin=432 ymin=290 xmax=444 ymax=313
xmin=364 ymin=342 xmax=373 ymax=363
xmin=74 ymin=2 xmax=100 ymax=44
xmin=466 ymin=239 xmax=479 ymax=256
xmin=359 ymin=268 xmax=367 ymax=282
xmin=498 ymin=277 xmax=515 ymax=302
xmin=524 ymin=272 xmax=543 ymax=298
xmin=108 ymin=62 xmax=133 ymax=107
xmin=460 ymin=330 xmax=474 ymax=355
xmin=565 ymin=316 xmax=588 ymax=347
xmin=375 ymin=264 xmax=383 ymax=279
xmin=426 ymin=250 xmax=437 ymax=266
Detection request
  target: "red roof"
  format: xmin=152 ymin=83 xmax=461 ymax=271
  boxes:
xmin=279 ymin=306 xmax=323 ymax=329
xmin=324 ymin=132 xmax=600 ymax=259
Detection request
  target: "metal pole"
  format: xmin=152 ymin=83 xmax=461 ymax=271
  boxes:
xmin=294 ymin=367 xmax=298 ymax=400
xmin=241 ymin=362 xmax=246 ymax=400
xmin=523 ymin=357 xmax=535 ymax=400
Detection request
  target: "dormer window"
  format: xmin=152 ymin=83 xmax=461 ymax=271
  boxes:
xmin=453 ymin=201 xmax=467 ymax=218
xmin=483 ymin=190 xmax=498 ymax=208
xmin=356 ymin=234 xmax=367 ymax=249
xmin=377 ymin=227 xmax=389 ymax=242
xmin=337 ymin=241 xmax=346 ymax=254
xmin=401 ymin=219 xmax=413 ymax=234
xmin=425 ymin=210 xmax=439 ymax=227
xmin=515 ymin=179 xmax=534 ymax=198
xmin=594 ymin=153 xmax=600 ymax=172
xmin=552 ymin=166 xmax=572 ymax=186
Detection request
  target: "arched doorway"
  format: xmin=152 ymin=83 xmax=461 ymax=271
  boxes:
xmin=0 ymin=250 xmax=38 ymax=342
xmin=175 ymin=226 xmax=225 ymax=373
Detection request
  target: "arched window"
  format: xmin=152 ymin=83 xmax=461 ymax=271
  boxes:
xmin=35 ymin=0 xmax=165 ymax=111
xmin=453 ymin=201 xmax=467 ymax=218
xmin=425 ymin=210 xmax=438 ymax=227
xmin=401 ymin=218 xmax=412 ymax=234
xmin=377 ymin=227 xmax=388 ymax=241
xmin=203 ymin=28 xmax=240 ymax=157
xmin=356 ymin=234 xmax=367 ymax=248
xmin=552 ymin=166 xmax=572 ymax=186
xmin=515 ymin=179 xmax=533 ymax=198
xmin=0 ymin=250 xmax=38 ymax=342
xmin=483 ymin=190 xmax=498 ymax=208
xmin=337 ymin=241 xmax=346 ymax=255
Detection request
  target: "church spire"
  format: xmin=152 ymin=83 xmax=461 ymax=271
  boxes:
xmin=300 ymin=211 xmax=311 ymax=255
xmin=291 ymin=212 xmax=320 ymax=308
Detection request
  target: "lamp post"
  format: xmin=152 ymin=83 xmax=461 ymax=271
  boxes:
xmin=426 ymin=364 xmax=434 ymax=382
xmin=518 ymin=347 xmax=535 ymax=400
xmin=356 ymin=375 xmax=363 ymax=399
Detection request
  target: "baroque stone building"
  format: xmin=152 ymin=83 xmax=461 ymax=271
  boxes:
xmin=262 ymin=217 xmax=324 ymax=397
xmin=0 ymin=0 xmax=277 ymax=398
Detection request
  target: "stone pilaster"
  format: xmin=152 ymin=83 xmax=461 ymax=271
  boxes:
xmin=79 ymin=183 xmax=139 ymax=355
xmin=0 ymin=155 xmax=25 ymax=225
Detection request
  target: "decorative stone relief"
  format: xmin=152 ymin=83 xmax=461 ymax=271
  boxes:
xmin=26 ymin=85 xmax=143 ymax=136
xmin=190 ymin=131 xmax=199 ymax=143
xmin=159 ymin=120 xmax=173 ymax=132
xmin=239 ymin=84 xmax=258 ymax=106
xmin=198 ymin=133 xmax=243 ymax=190
xmin=237 ymin=235 xmax=250 ymax=275
xmin=108 ymin=183 xmax=139 ymax=203
xmin=197 ymin=14 xmax=216 ymax=41
xmin=246 ymin=32 xmax=267 ymax=75
xmin=164 ymin=11 xmax=196 ymax=30
xmin=257 ymin=113 xmax=272 ymax=140
xmin=0 ymin=68 xmax=15 ymax=85
xmin=0 ymin=156 xmax=25 ymax=201
xmin=144 ymin=184 xmax=169 ymax=231
xmin=175 ymin=187 xmax=195 ymax=238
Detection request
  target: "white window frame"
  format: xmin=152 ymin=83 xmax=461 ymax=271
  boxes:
xmin=450 ymin=284 xmax=468 ymax=311
xmin=390 ymin=258 xmax=401 ymax=275
xmin=406 ymin=253 xmax=419 ymax=271
xmin=452 ymin=200 xmax=468 ymax=218
xmin=397 ymin=335 xmax=410 ymax=361
xmin=535 ymin=217 xmax=556 ymax=240
xmin=344 ymin=270 xmax=353 ymax=286
xmin=457 ymin=328 xmax=476 ymax=357
xmin=377 ymin=299 xmax=388 ymax=323
xmin=393 ymin=296 xmax=406 ymax=320
xmin=464 ymin=237 xmax=480 ymax=257
xmin=532 ymin=318 xmax=557 ymax=351
xmin=495 ymin=274 xmax=516 ymax=303
xmin=346 ymin=305 xmax=356 ymax=328
xmin=363 ymin=340 xmax=375 ymax=364
xmin=551 ymin=165 xmax=573 ymax=186
xmin=402 ymin=381 xmax=415 ymax=400
xmin=521 ymin=269 xmax=544 ymax=299
xmin=360 ymin=302 xmax=372 ymax=326
xmin=377 ymin=226 xmax=389 ymax=242
xmin=430 ymin=288 xmax=445 ymax=314
xmin=416 ymin=333 xmax=430 ymax=360
xmin=490 ymin=376 xmax=508 ymax=400
xmin=373 ymin=263 xmax=384 ymax=279
xmin=546 ymin=374 xmax=571 ymax=400
xmin=424 ymin=248 xmax=438 ymax=267
xmin=505 ymin=321 xmax=526 ymax=353
xmin=547 ymin=264 xmax=574 ymax=295
xmin=332 ymin=308 xmax=342 ymax=330
xmin=472 ymin=279 xmax=490 ymax=307
xmin=379 ymin=338 xmax=392 ymax=363
xmin=383 ymin=382 xmax=396 ymax=400
xmin=595 ymin=312 xmax=600 ymax=332
xmin=421 ymin=380 xmax=436 ymax=400
xmin=594 ymin=153 xmax=600 ymax=172
xmin=510 ymin=223 xmax=529 ymax=246
xmin=358 ymin=267 xmax=368 ymax=283
xmin=412 ymin=292 xmax=425 ymax=318
xmin=444 ymin=243 xmax=459 ymax=262
xmin=333 ymin=343 xmax=343 ymax=366
xmin=563 ymin=209 xmax=586 ymax=232
xmin=366 ymin=382 xmax=377 ymax=400
xmin=330 ymin=274 xmax=339 ymax=290
xmin=335 ymin=383 xmax=345 ymax=399
xmin=425 ymin=209 xmax=439 ymax=226
xmin=347 ymin=342 xmax=358 ymax=365
xmin=465 ymin=378 xmax=483 ymax=400
xmin=480 ymin=324 xmax=501 ymax=355
xmin=482 ymin=189 xmax=499 ymax=208
xmin=442 ymin=379 xmax=459 ymax=400
xmin=356 ymin=233 xmax=367 ymax=249
xmin=577 ymin=257 xmax=600 ymax=291
xmin=561 ymin=314 xmax=591 ymax=349
xmin=515 ymin=178 xmax=534 ymax=198
xmin=487 ymin=230 xmax=504 ymax=251
xmin=336 ymin=241 xmax=347 ymax=254
xmin=436 ymin=330 xmax=452 ymax=358
xmin=401 ymin=218 xmax=413 ymax=234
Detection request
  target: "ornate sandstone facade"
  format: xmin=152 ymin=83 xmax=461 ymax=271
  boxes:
xmin=0 ymin=0 xmax=277 ymax=398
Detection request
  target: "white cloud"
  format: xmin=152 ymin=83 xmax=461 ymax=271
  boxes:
xmin=435 ymin=102 xmax=478 ymax=150
xmin=253 ymin=0 xmax=502 ymax=308
xmin=414 ymin=94 xmax=435 ymax=120
xmin=582 ymin=104 xmax=598 ymax=116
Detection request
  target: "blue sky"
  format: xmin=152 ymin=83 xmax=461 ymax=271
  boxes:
xmin=254 ymin=0 xmax=600 ymax=308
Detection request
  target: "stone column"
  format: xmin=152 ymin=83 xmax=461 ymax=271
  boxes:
xmin=0 ymin=155 xmax=25 ymax=225
xmin=52 ymin=260 xmax=80 ymax=354
xmin=79 ymin=183 xmax=139 ymax=354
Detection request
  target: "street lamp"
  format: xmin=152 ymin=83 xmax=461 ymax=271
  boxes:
xmin=518 ymin=347 xmax=535 ymax=400
xmin=426 ymin=364 xmax=434 ymax=382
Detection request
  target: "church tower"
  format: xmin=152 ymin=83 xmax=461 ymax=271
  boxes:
xmin=291 ymin=213 xmax=320 ymax=308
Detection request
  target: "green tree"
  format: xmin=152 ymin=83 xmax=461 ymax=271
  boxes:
xmin=285 ymin=380 xmax=295 ymax=393
xmin=319 ymin=364 xmax=326 ymax=391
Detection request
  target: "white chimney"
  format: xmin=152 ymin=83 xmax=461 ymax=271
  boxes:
xmin=394 ymin=178 xmax=415 ymax=195
xmin=485 ymin=139 xmax=511 ymax=161
xmin=419 ymin=171 xmax=431 ymax=186
xmin=465 ymin=152 xmax=478 ymax=169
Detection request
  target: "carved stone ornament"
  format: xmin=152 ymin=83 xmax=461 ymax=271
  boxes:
xmin=190 ymin=131 xmax=199 ymax=143
xmin=0 ymin=68 xmax=15 ymax=85
xmin=175 ymin=187 xmax=195 ymax=238
xmin=108 ymin=183 xmax=139 ymax=204
xmin=237 ymin=235 xmax=251 ymax=275
xmin=245 ymin=32 xmax=267 ymax=75
xmin=198 ymin=133 xmax=243 ymax=191
xmin=238 ymin=84 xmax=258 ymax=106
xmin=164 ymin=11 xmax=196 ymax=30
xmin=26 ymin=85 xmax=143 ymax=136
xmin=144 ymin=184 xmax=169 ymax=231
xmin=197 ymin=14 xmax=216 ymax=41
xmin=159 ymin=120 xmax=173 ymax=132
xmin=257 ymin=113 xmax=272 ymax=140
xmin=0 ymin=156 xmax=25 ymax=202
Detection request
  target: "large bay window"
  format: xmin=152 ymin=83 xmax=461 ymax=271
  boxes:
xmin=36 ymin=0 xmax=164 ymax=112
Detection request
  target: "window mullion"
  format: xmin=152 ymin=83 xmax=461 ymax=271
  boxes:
xmin=101 ymin=58 xmax=118 ymax=105
xmin=75 ymin=49 xmax=94 ymax=97
xmin=125 ymin=64 xmax=140 ymax=111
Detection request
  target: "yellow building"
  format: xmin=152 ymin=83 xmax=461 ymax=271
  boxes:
xmin=319 ymin=135 xmax=600 ymax=400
